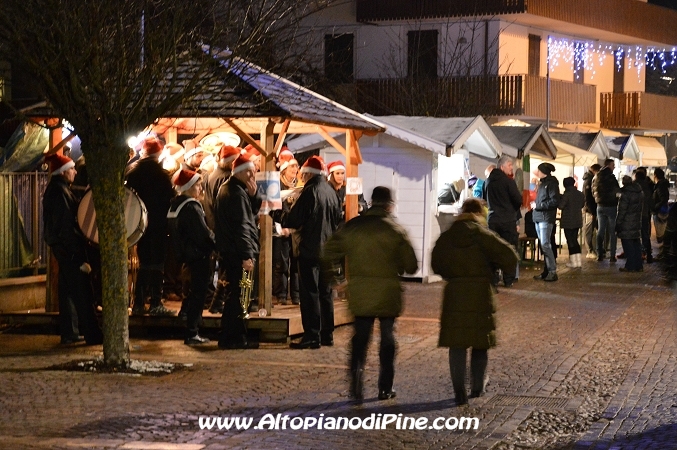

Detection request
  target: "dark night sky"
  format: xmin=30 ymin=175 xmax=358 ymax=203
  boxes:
xmin=649 ymin=0 xmax=677 ymax=10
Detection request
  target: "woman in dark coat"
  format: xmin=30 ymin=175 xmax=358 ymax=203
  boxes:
xmin=558 ymin=177 xmax=586 ymax=268
xmin=431 ymin=198 xmax=519 ymax=405
xmin=617 ymin=176 xmax=644 ymax=272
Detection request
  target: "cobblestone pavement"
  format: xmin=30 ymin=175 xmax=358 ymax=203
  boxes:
xmin=0 ymin=255 xmax=676 ymax=449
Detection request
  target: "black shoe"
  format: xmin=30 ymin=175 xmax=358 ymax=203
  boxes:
xmin=609 ymin=257 xmax=617 ymax=263
xmin=290 ymin=339 xmax=321 ymax=349
xmin=321 ymin=335 xmax=334 ymax=347
xmin=60 ymin=336 xmax=84 ymax=345
xmin=597 ymin=255 xmax=605 ymax=262
xmin=378 ymin=390 xmax=397 ymax=400
xmin=504 ymin=282 xmax=514 ymax=288
xmin=350 ymin=369 xmax=364 ymax=401
xmin=185 ymin=335 xmax=210 ymax=345
xmin=533 ymin=272 xmax=547 ymax=281
xmin=543 ymin=272 xmax=558 ymax=282
xmin=454 ymin=390 xmax=468 ymax=406
xmin=470 ymin=390 xmax=485 ymax=398
xmin=291 ymin=299 xmax=300 ymax=305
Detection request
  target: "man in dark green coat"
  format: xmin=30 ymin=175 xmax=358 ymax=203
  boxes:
xmin=323 ymin=187 xmax=418 ymax=401
xmin=431 ymin=198 xmax=518 ymax=405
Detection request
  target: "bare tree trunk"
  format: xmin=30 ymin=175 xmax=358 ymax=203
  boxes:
xmin=85 ymin=138 xmax=130 ymax=367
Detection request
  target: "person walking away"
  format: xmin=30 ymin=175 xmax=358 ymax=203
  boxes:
xmin=582 ymin=164 xmax=601 ymax=259
xmin=125 ymin=136 xmax=176 ymax=316
xmin=532 ymin=163 xmax=560 ymax=281
xmin=616 ymin=176 xmax=644 ymax=272
xmin=168 ymin=169 xmax=215 ymax=344
xmin=559 ymin=177 xmax=586 ymax=268
xmin=271 ymin=156 xmax=342 ymax=349
xmin=215 ymin=155 xmax=261 ymax=349
xmin=653 ymin=168 xmax=670 ymax=248
xmin=592 ymin=159 xmax=620 ymax=262
xmin=43 ymin=154 xmax=103 ymax=345
xmin=323 ymin=187 xmax=418 ymax=401
xmin=485 ymin=155 xmax=522 ymax=287
xmin=431 ymin=198 xmax=518 ymax=405
xmin=634 ymin=168 xmax=655 ymax=263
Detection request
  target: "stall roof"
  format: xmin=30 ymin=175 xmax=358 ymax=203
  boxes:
xmin=365 ymin=115 xmax=502 ymax=158
xmin=633 ymin=136 xmax=667 ymax=167
xmin=550 ymin=131 xmax=609 ymax=163
xmin=489 ymin=125 xmax=556 ymax=160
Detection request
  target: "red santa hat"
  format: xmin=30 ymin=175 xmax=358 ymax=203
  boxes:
xmin=45 ymin=153 xmax=75 ymax=175
xmin=277 ymin=148 xmax=298 ymax=172
xmin=300 ymin=155 xmax=326 ymax=175
xmin=244 ymin=145 xmax=261 ymax=162
xmin=232 ymin=154 xmax=256 ymax=175
xmin=218 ymin=145 xmax=241 ymax=163
xmin=143 ymin=137 xmax=163 ymax=157
xmin=184 ymin=146 xmax=207 ymax=161
xmin=326 ymin=161 xmax=346 ymax=175
xmin=171 ymin=168 xmax=201 ymax=193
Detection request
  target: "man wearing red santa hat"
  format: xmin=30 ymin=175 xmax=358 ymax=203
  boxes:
xmin=167 ymin=168 xmax=215 ymax=345
xmin=270 ymin=155 xmax=342 ymax=349
xmin=215 ymin=154 xmax=262 ymax=349
xmin=125 ymin=136 xmax=176 ymax=316
xmin=43 ymin=153 xmax=103 ymax=345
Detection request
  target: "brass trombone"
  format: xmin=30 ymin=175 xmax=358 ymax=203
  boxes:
xmin=239 ymin=264 xmax=255 ymax=319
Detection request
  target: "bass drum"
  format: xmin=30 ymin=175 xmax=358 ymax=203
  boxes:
xmin=78 ymin=187 xmax=148 ymax=247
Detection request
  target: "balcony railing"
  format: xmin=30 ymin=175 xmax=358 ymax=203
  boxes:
xmin=601 ymin=92 xmax=677 ymax=131
xmin=343 ymin=75 xmax=595 ymax=123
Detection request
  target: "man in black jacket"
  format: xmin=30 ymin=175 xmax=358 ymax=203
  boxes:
xmin=43 ymin=154 xmax=103 ymax=345
xmin=592 ymin=159 xmax=620 ymax=262
xmin=582 ymin=164 xmax=601 ymax=259
xmin=215 ymin=155 xmax=261 ymax=349
xmin=634 ymin=168 xmax=655 ymax=263
xmin=532 ymin=163 xmax=560 ymax=282
xmin=653 ymin=167 xmax=670 ymax=245
xmin=485 ymin=155 xmax=522 ymax=287
xmin=616 ymin=176 xmax=644 ymax=272
xmin=168 ymin=168 xmax=215 ymax=345
xmin=271 ymin=156 xmax=342 ymax=349
xmin=125 ymin=137 xmax=176 ymax=315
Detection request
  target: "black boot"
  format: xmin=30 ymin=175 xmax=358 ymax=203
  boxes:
xmin=350 ymin=369 xmax=364 ymax=401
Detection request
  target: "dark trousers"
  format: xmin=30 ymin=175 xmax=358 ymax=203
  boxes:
xmin=449 ymin=348 xmax=488 ymax=395
xmin=163 ymin=241 xmax=183 ymax=298
xmin=298 ymin=257 xmax=334 ymax=342
xmin=219 ymin=258 xmax=249 ymax=345
xmin=56 ymin=257 xmax=102 ymax=344
xmin=185 ymin=257 xmax=211 ymax=338
xmin=488 ymin=221 xmax=518 ymax=285
xmin=290 ymin=254 xmax=300 ymax=302
xmin=272 ymin=236 xmax=291 ymax=300
xmin=351 ymin=317 xmax=396 ymax=392
xmin=563 ymin=228 xmax=581 ymax=255
xmin=621 ymin=238 xmax=643 ymax=271
xmin=641 ymin=215 xmax=652 ymax=257
xmin=136 ymin=231 xmax=167 ymax=308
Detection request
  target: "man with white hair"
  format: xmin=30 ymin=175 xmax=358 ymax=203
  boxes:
xmin=484 ymin=155 xmax=522 ymax=287
xmin=125 ymin=136 xmax=176 ymax=315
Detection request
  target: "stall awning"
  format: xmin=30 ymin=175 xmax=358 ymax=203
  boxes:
xmin=490 ymin=125 xmax=557 ymax=159
xmin=365 ymin=115 xmax=502 ymax=158
xmin=634 ymin=136 xmax=667 ymax=167
xmin=550 ymin=131 xmax=609 ymax=164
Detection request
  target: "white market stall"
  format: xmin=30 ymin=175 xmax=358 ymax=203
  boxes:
xmin=550 ymin=131 xmax=610 ymax=184
xmin=287 ymin=115 xmax=502 ymax=282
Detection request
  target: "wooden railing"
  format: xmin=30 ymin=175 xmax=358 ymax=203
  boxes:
xmin=344 ymin=75 xmax=595 ymax=123
xmin=356 ymin=0 xmax=525 ymax=21
xmin=601 ymin=92 xmax=677 ymax=130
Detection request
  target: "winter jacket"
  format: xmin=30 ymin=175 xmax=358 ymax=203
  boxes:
xmin=592 ymin=167 xmax=619 ymax=207
xmin=636 ymin=177 xmax=655 ymax=219
xmin=203 ymin=165 xmax=230 ymax=231
xmin=43 ymin=176 xmax=88 ymax=265
xmin=532 ymin=175 xmax=560 ymax=224
xmin=582 ymin=170 xmax=597 ymax=214
xmin=335 ymin=184 xmax=368 ymax=219
xmin=124 ymin=157 xmax=175 ymax=233
xmin=653 ymin=178 xmax=670 ymax=214
xmin=431 ymin=214 xmax=518 ymax=349
xmin=322 ymin=206 xmax=418 ymax=318
xmin=215 ymin=176 xmax=260 ymax=263
xmin=271 ymin=174 xmax=342 ymax=261
xmin=558 ymin=186 xmax=585 ymax=229
xmin=616 ymin=182 xmax=643 ymax=240
xmin=167 ymin=195 xmax=215 ymax=264
xmin=485 ymin=168 xmax=523 ymax=225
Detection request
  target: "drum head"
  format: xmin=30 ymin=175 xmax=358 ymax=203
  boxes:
xmin=77 ymin=188 xmax=148 ymax=247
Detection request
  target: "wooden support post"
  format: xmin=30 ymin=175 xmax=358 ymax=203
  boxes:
xmin=345 ymin=130 xmax=359 ymax=221
xmin=258 ymin=119 xmax=275 ymax=315
xmin=46 ymin=119 xmax=63 ymax=312
xmin=273 ymin=119 xmax=290 ymax=157
xmin=164 ymin=127 xmax=178 ymax=145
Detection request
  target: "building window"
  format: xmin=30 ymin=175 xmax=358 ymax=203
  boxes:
xmin=408 ymin=29 xmax=438 ymax=79
xmin=528 ymin=34 xmax=540 ymax=76
xmin=324 ymin=33 xmax=354 ymax=83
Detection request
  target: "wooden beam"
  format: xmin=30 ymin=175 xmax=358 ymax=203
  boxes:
xmin=274 ymin=119 xmax=291 ymax=157
xmin=258 ymin=119 xmax=276 ymax=316
xmin=344 ymin=129 xmax=359 ymax=221
xmin=348 ymin=130 xmax=363 ymax=165
xmin=316 ymin=126 xmax=347 ymax=157
xmin=223 ymin=118 xmax=268 ymax=156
